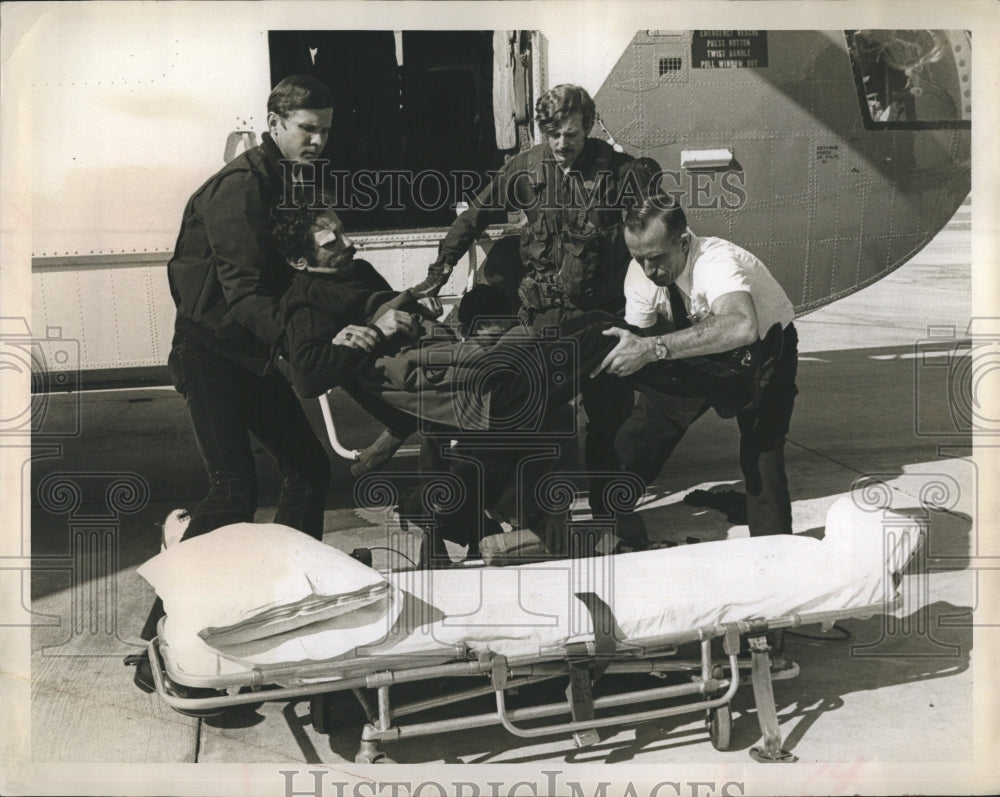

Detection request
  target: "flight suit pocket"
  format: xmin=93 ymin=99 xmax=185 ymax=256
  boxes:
xmin=557 ymin=221 xmax=617 ymax=304
xmin=519 ymin=215 xmax=554 ymax=272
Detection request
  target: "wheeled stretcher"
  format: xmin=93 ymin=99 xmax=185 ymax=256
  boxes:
xmin=141 ymin=496 xmax=921 ymax=762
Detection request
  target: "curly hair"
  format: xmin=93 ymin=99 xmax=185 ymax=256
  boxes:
xmin=535 ymin=84 xmax=596 ymax=134
xmin=271 ymin=191 xmax=335 ymax=265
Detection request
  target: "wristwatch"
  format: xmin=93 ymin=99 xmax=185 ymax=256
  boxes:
xmin=653 ymin=335 xmax=670 ymax=360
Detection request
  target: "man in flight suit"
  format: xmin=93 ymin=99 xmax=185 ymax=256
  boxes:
xmin=413 ymin=83 xmax=658 ymax=530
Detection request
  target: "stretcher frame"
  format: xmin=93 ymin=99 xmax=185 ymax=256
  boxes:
xmin=318 ymin=389 xmax=362 ymax=462
xmin=147 ymin=596 xmax=897 ymax=763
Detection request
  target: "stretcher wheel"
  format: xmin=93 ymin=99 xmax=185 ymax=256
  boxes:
xmin=707 ymin=704 xmax=732 ymax=751
xmin=355 ymin=738 xmax=394 ymax=764
xmin=310 ymin=694 xmax=335 ymax=734
xmin=355 ymin=752 xmax=395 ymax=764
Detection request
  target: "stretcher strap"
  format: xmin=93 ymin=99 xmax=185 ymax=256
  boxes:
xmin=748 ymin=635 xmax=798 ymax=763
xmin=572 ymin=591 xmax=617 ymax=678
xmin=565 ymin=664 xmax=595 ymax=723
xmin=565 ymin=592 xmax=617 ymax=745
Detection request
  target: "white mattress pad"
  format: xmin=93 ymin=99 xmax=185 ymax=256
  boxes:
xmin=157 ymin=497 xmax=921 ymax=681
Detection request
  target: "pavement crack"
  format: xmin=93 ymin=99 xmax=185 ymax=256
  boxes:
xmin=785 ymin=438 xmax=970 ymax=520
xmin=785 ymin=437 xmax=872 ymax=478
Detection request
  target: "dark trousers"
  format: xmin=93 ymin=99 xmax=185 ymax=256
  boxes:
xmin=409 ymin=398 xmax=577 ymax=555
xmin=448 ymin=313 xmax=634 ymax=523
xmin=617 ymin=324 xmax=800 ymax=536
xmin=411 ymin=434 xmax=512 ymax=552
xmin=140 ymin=333 xmax=331 ymax=640
xmin=520 ymin=308 xmax=636 ymax=517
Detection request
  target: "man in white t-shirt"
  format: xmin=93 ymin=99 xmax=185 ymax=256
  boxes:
xmin=592 ymin=194 xmax=799 ymax=536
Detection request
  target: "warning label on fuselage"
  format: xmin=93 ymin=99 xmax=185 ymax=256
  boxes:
xmin=691 ymin=31 xmax=768 ymax=68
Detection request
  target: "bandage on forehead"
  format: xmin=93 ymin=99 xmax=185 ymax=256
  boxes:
xmin=314 ymin=228 xmax=338 ymax=247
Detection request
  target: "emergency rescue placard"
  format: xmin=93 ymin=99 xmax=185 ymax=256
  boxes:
xmin=691 ymin=31 xmax=768 ymax=68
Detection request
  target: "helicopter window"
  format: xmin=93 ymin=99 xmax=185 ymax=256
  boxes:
xmin=846 ymin=30 xmax=971 ymax=130
xmin=268 ymin=30 xmax=534 ymax=231
xmin=658 ymin=57 xmax=683 ymax=75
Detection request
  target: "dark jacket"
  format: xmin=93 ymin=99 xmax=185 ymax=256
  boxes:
xmin=435 ymin=139 xmax=656 ymax=313
xmin=279 ymin=260 xmax=397 ymax=398
xmin=167 ymin=133 xmax=294 ymax=375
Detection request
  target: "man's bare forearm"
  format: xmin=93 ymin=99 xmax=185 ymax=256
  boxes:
xmin=655 ymin=311 xmax=757 ymax=360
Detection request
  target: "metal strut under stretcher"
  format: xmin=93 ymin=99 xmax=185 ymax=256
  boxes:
xmin=145 ymin=500 xmax=921 ymax=763
xmin=149 ymin=603 xmax=899 ymax=763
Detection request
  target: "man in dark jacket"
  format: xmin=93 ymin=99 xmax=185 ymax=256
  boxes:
xmin=412 ymin=84 xmax=658 ymax=530
xmin=130 ymin=76 xmax=337 ymax=698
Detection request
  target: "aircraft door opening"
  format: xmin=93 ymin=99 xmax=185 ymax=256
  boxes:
xmin=268 ymin=30 xmax=534 ymax=232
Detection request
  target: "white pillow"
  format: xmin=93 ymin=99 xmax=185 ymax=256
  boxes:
xmin=137 ymin=523 xmax=389 ymax=646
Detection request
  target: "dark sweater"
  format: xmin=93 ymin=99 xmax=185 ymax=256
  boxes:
xmin=279 ymin=259 xmax=398 ymax=398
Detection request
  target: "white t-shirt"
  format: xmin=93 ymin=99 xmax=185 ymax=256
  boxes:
xmin=623 ymin=231 xmax=795 ymax=338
